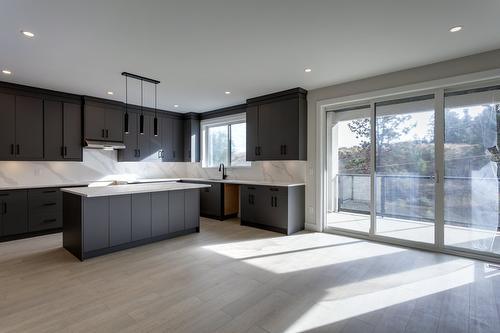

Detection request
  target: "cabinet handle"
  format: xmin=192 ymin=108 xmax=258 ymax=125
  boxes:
xmin=247 ymin=186 xmax=256 ymax=190
xmin=44 ymin=203 xmax=57 ymax=206
xmin=10 ymin=144 xmax=14 ymax=155
xmin=64 ymin=146 xmax=68 ymax=156
xmin=3 ymin=202 xmax=7 ymax=214
xmin=16 ymin=144 xmax=20 ymax=155
xmin=259 ymin=146 xmax=262 ymax=155
xmin=102 ymin=129 xmax=105 ymax=138
xmin=255 ymin=147 xmax=258 ymax=156
xmin=43 ymin=218 xmax=57 ymax=223
xmin=283 ymin=145 xmax=287 ymax=155
xmin=274 ymin=197 xmax=278 ymax=207
xmin=173 ymin=151 xmax=176 ymax=158
xmin=43 ymin=190 xmax=57 ymax=194
xmin=138 ymin=149 xmax=141 ymax=157
xmin=271 ymin=196 xmax=274 ymax=207
xmin=106 ymin=129 xmax=109 ymax=138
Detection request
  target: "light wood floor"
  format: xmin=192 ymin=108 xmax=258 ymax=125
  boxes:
xmin=1 ymin=218 xmax=500 ymax=333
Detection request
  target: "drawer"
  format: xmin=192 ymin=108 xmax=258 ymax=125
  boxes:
xmin=29 ymin=211 xmax=62 ymax=232
xmin=28 ymin=188 xmax=61 ymax=211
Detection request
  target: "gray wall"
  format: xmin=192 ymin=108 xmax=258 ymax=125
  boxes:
xmin=306 ymin=48 xmax=500 ymax=230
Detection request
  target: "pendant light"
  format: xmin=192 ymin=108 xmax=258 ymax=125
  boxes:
xmin=139 ymin=79 xmax=144 ymax=135
xmin=154 ymin=84 xmax=158 ymax=136
xmin=124 ymin=76 xmax=129 ymax=134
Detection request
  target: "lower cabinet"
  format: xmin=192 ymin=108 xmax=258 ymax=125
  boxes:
xmin=152 ymin=191 xmax=169 ymax=236
xmin=169 ymin=190 xmax=185 ymax=232
xmin=131 ymin=193 xmax=152 ymax=241
xmin=240 ymin=185 xmax=305 ymax=235
xmin=0 ymin=190 xmax=28 ymax=236
xmin=109 ymin=195 xmax=132 ymax=246
xmin=82 ymin=197 xmax=110 ymax=252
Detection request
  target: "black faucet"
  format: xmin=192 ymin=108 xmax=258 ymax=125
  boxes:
xmin=218 ymin=163 xmax=227 ymax=180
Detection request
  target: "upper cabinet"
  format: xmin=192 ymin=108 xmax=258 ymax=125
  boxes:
xmin=83 ymin=97 xmax=124 ymax=142
xmin=44 ymin=99 xmax=82 ymax=161
xmin=183 ymin=113 xmax=200 ymax=162
xmin=160 ymin=116 xmax=184 ymax=162
xmin=0 ymin=92 xmax=44 ymax=161
xmin=246 ymin=88 xmax=307 ymax=161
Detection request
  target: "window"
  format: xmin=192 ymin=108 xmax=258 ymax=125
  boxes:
xmin=201 ymin=113 xmax=250 ymax=167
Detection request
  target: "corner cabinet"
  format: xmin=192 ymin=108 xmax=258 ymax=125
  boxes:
xmin=246 ymin=88 xmax=307 ymax=161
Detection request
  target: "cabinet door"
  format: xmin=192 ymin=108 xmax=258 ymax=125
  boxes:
xmin=172 ymin=118 xmax=184 ymax=161
xmin=0 ymin=190 xmax=28 ymax=236
xmin=137 ymin=114 xmax=151 ymax=160
xmin=44 ymin=100 xmax=64 ymax=160
xmin=15 ymin=96 xmax=44 ymax=160
xmin=131 ymin=193 xmax=151 ymax=241
xmin=246 ymin=106 xmax=259 ymax=161
xmin=0 ymin=93 xmax=16 ymax=160
xmin=183 ymin=118 xmax=200 ymax=162
xmin=119 ymin=112 xmax=138 ymax=161
xmin=169 ymin=190 xmax=185 ymax=232
xmin=83 ymin=197 xmax=109 ymax=251
xmin=84 ymin=105 xmax=106 ymax=140
xmin=161 ymin=117 xmax=173 ymax=161
xmin=185 ymin=189 xmax=200 ymax=229
xmin=109 ymin=195 xmax=131 ymax=246
xmin=240 ymin=186 xmax=257 ymax=223
xmin=275 ymin=98 xmax=299 ymax=159
xmin=269 ymin=188 xmax=288 ymax=229
xmin=63 ymin=102 xmax=82 ymax=160
xmin=105 ymin=107 xmax=124 ymax=142
xmin=150 ymin=116 xmax=163 ymax=160
xmin=152 ymin=191 xmax=169 ymax=236
xmin=199 ymin=183 xmax=221 ymax=217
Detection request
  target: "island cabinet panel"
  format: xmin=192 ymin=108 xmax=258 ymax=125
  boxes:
xmin=169 ymin=191 xmax=185 ymax=233
xmin=184 ymin=189 xmax=200 ymax=229
xmin=131 ymin=193 xmax=152 ymax=241
xmin=152 ymin=192 xmax=169 ymax=236
xmin=83 ymin=197 xmax=109 ymax=252
xmin=109 ymin=195 xmax=132 ymax=246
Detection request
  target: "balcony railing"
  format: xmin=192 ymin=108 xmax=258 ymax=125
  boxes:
xmin=335 ymin=173 xmax=500 ymax=230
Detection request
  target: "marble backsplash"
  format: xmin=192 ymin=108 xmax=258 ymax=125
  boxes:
xmin=0 ymin=149 xmax=306 ymax=188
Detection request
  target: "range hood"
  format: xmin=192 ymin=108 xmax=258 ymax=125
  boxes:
xmin=84 ymin=139 xmax=126 ymax=150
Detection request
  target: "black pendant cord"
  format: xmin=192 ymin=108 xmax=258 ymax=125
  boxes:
xmin=124 ymin=76 xmax=129 ymax=134
xmin=153 ymin=84 xmax=158 ymax=136
xmin=139 ymin=79 xmax=144 ymax=135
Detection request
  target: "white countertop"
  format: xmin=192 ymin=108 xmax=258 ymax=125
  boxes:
xmin=181 ymin=178 xmax=305 ymax=187
xmin=61 ymin=182 xmax=210 ymax=198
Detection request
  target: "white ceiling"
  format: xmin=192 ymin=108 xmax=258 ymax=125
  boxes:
xmin=1 ymin=0 xmax=500 ymax=113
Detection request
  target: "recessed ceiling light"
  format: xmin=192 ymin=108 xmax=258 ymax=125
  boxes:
xmin=449 ymin=26 xmax=463 ymax=32
xmin=21 ymin=30 xmax=35 ymax=38
xmin=2 ymin=69 xmax=12 ymax=75
xmin=107 ymin=91 xmax=114 ymax=95
xmin=174 ymin=104 xmax=179 ymax=108
xmin=225 ymin=91 xmax=231 ymax=95
xmin=304 ymin=68 xmax=312 ymax=73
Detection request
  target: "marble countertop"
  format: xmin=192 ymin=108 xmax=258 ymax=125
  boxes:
xmin=181 ymin=178 xmax=305 ymax=187
xmin=61 ymin=182 xmax=211 ymax=198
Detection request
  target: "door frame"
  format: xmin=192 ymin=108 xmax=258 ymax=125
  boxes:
xmin=316 ymin=68 xmax=500 ymax=264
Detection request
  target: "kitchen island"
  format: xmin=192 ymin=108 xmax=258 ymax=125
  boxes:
xmin=61 ymin=182 xmax=210 ymax=261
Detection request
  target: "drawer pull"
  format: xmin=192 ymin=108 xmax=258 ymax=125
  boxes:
xmin=43 ymin=218 xmax=57 ymax=223
xmin=43 ymin=190 xmax=57 ymax=194
xmin=270 ymin=188 xmax=279 ymax=192
xmin=43 ymin=203 xmax=57 ymax=206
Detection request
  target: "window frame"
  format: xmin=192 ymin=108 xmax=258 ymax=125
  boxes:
xmin=201 ymin=113 xmax=250 ymax=168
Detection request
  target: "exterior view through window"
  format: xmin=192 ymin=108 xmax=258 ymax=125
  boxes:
xmin=326 ymin=85 xmax=500 ymax=258
xmin=202 ymin=114 xmax=249 ymax=167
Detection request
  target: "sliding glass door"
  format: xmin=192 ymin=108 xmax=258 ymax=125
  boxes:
xmin=325 ymin=83 xmax=500 ymax=260
xmin=326 ymin=106 xmax=372 ymax=233
xmin=443 ymin=86 xmax=500 ymax=255
xmin=374 ymin=96 xmax=436 ymax=244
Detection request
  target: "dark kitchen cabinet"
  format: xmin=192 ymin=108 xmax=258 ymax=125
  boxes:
xmin=109 ymin=195 xmax=132 ymax=246
xmin=83 ymin=197 xmax=109 ymax=252
xmin=0 ymin=94 xmax=43 ymax=161
xmin=0 ymin=190 xmax=28 ymax=236
xmin=84 ymin=97 xmax=124 ymax=142
xmin=160 ymin=116 xmax=184 ymax=162
xmin=0 ymin=93 xmax=16 ymax=160
xmin=183 ymin=114 xmax=200 ymax=162
xmin=137 ymin=114 xmax=152 ymax=159
xmin=240 ymin=184 xmax=305 ymax=235
xmin=246 ymin=88 xmax=307 ymax=161
xmin=184 ymin=189 xmax=200 ymax=230
xmin=118 ymin=112 xmax=163 ymax=162
xmin=168 ymin=190 xmax=185 ymax=232
xmin=150 ymin=115 xmax=163 ymax=160
xmin=131 ymin=193 xmax=152 ymax=241
xmin=28 ymin=188 xmax=62 ymax=232
xmin=184 ymin=181 xmax=223 ymax=219
xmin=152 ymin=191 xmax=169 ymax=236
xmin=119 ymin=112 xmax=139 ymax=161
xmin=44 ymin=100 xmax=82 ymax=161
